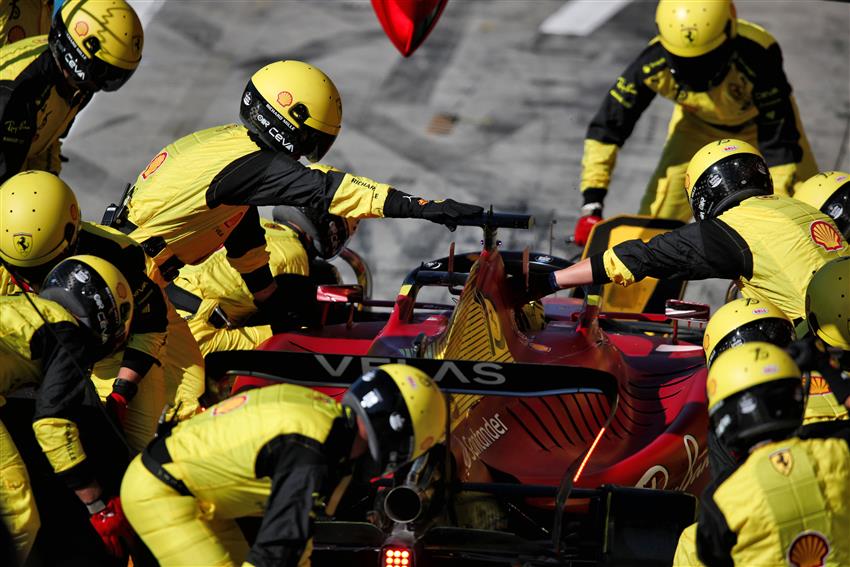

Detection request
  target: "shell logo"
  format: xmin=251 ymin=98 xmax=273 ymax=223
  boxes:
xmin=141 ymin=151 xmax=168 ymax=180
xmin=212 ymin=394 xmax=248 ymax=416
xmin=808 ymin=375 xmax=831 ymax=395
xmin=74 ymin=21 xmax=89 ymax=37
xmin=70 ymin=202 xmax=78 ymax=221
xmin=787 ymin=530 xmax=830 ymax=567
xmin=810 ymin=220 xmax=845 ymax=252
xmin=116 ymin=282 xmax=127 ymax=300
xmin=277 ymin=91 xmax=293 ymax=108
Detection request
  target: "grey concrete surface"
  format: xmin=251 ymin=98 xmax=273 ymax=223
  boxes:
xmin=59 ymin=0 xmax=850 ymax=306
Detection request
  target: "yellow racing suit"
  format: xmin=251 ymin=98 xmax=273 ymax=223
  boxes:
xmin=0 ymin=0 xmax=51 ymax=46
xmin=124 ymin=123 xmax=392 ymax=291
xmin=592 ymin=196 xmax=850 ymax=321
xmin=0 ymin=294 xmax=99 ymax=562
xmin=580 ymin=19 xmax=817 ymax=221
xmin=696 ymin=423 xmax=850 ymax=566
xmin=0 ymin=34 xmax=91 ymax=181
xmin=121 ymin=383 xmax=357 ymax=567
xmin=170 ymin=218 xmax=311 ymax=356
xmin=0 ymin=222 xmax=170 ymax=450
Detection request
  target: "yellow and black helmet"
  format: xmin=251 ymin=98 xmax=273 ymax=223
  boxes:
xmin=343 ymin=364 xmax=446 ymax=474
xmin=48 ymin=0 xmax=143 ymax=92
xmin=0 ymin=171 xmax=80 ymax=286
xmin=806 ymin=257 xmax=850 ymax=350
xmin=704 ymin=297 xmax=794 ymax=367
xmin=794 ymin=171 xmax=850 ymax=239
xmin=240 ymin=60 xmax=342 ymax=163
xmin=272 ymin=205 xmax=358 ymax=260
xmin=685 ymin=139 xmax=772 ymax=220
xmin=655 ymin=0 xmax=737 ymax=92
xmin=39 ymin=254 xmax=133 ymax=355
xmin=707 ymin=342 xmax=804 ymax=457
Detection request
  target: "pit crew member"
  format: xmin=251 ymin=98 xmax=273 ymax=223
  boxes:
xmin=169 ymin=205 xmax=357 ymax=356
xmin=116 ymin=59 xmax=483 ymax=318
xmin=0 ymin=0 xmax=52 ymax=47
xmin=574 ymin=0 xmax=817 ymax=244
xmin=1 ymin=255 xmax=136 ymax=562
xmin=695 ymin=342 xmax=850 ymax=566
xmin=793 ymin=171 xmax=850 ymax=240
xmin=534 ymin=139 xmax=848 ymax=322
xmin=0 ymin=171 xmax=171 ymax=450
xmin=121 ymin=364 xmax=447 ymax=567
xmin=0 ymin=0 xmax=143 ymax=181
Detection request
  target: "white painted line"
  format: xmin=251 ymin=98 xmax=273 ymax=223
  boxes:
xmin=539 ymin=0 xmax=633 ymax=37
xmin=655 ymin=344 xmax=704 ymax=352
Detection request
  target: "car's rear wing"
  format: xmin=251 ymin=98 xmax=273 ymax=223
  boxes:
xmin=205 ymin=350 xmax=618 ymax=402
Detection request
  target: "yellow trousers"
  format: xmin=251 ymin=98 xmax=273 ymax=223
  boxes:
xmin=121 ymin=456 xmax=312 ymax=566
xmin=0 ymin=417 xmax=39 ymax=564
xmin=639 ymin=102 xmax=818 ymax=222
xmin=163 ymin=304 xmax=205 ymax=419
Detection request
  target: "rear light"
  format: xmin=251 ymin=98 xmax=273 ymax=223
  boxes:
xmin=383 ymin=547 xmax=412 ymax=567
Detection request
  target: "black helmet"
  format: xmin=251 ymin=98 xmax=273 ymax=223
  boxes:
xmin=272 ymin=205 xmax=357 ymax=260
xmin=685 ymin=139 xmax=773 ymax=221
xmin=39 ymin=255 xmax=133 ymax=355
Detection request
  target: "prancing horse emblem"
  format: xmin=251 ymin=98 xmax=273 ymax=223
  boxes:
xmin=13 ymin=233 xmax=32 ymax=257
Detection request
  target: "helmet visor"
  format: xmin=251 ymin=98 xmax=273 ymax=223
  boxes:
xmin=667 ymin=34 xmax=733 ymax=92
xmin=822 ymin=183 xmax=850 ymax=240
xmin=708 ymin=318 xmax=795 ymax=366
xmin=690 ymin=153 xmax=772 ymax=220
xmin=49 ymin=16 xmax=135 ymax=92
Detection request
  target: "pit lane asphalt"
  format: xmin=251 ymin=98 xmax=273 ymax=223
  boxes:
xmin=60 ymin=0 xmax=850 ymax=308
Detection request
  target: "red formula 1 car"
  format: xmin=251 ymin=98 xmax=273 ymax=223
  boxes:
xmin=206 ymin=213 xmax=711 ymax=566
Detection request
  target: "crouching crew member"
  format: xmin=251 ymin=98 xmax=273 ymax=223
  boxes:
xmin=121 ymin=364 xmax=447 ymax=566
xmin=0 ymin=256 xmax=136 ymax=562
xmin=169 ymin=205 xmax=356 ymax=356
xmin=695 ymin=342 xmax=850 ymax=566
xmin=0 ymin=171 xmax=172 ymax=448
xmin=530 ymin=139 xmax=849 ymax=322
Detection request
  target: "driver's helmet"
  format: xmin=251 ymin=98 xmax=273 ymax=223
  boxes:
xmin=0 ymin=171 xmax=80 ymax=287
xmin=39 ymin=254 xmax=133 ymax=356
xmin=806 ymin=257 xmax=850 ymax=350
xmin=343 ymin=364 xmax=447 ymax=475
xmin=656 ymin=0 xmax=737 ymax=92
xmin=707 ymin=342 xmax=804 ymax=459
xmin=685 ymin=139 xmax=772 ymax=221
xmin=272 ymin=205 xmax=357 ymax=260
xmin=704 ymin=297 xmax=794 ymax=367
xmin=240 ymin=60 xmax=342 ymax=163
xmin=794 ymin=171 xmax=850 ymax=240
xmin=48 ymin=0 xmax=143 ymax=92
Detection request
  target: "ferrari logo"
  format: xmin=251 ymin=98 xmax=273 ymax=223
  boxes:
xmin=769 ymin=448 xmax=793 ymax=476
xmin=681 ymin=25 xmax=698 ymax=44
xmin=13 ymin=233 xmax=32 ymax=257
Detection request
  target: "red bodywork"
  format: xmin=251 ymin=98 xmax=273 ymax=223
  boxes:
xmin=371 ymin=0 xmax=449 ymax=57
xmin=234 ymin=247 xmax=710 ymax=502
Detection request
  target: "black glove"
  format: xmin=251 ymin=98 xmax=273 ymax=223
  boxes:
xmin=384 ymin=189 xmax=484 ymax=230
xmin=507 ymin=272 xmax=560 ymax=305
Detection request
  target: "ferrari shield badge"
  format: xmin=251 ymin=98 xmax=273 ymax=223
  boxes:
xmin=13 ymin=233 xmax=32 ymax=257
xmin=769 ymin=448 xmax=793 ymax=476
xmin=371 ymin=0 xmax=449 ymax=57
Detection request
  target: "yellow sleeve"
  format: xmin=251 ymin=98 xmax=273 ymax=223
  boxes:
xmin=672 ymin=523 xmax=705 ymax=567
xmin=602 ymin=248 xmax=637 ymax=286
xmin=32 ymin=417 xmax=86 ymax=474
xmin=0 ymin=265 xmax=23 ymax=295
xmin=769 ymin=163 xmax=796 ymax=197
xmin=328 ymin=174 xmax=393 ymax=218
xmin=580 ymin=139 xmax=620 ymax=191
xmin=226 ymin=245 xmax=271 ymax=277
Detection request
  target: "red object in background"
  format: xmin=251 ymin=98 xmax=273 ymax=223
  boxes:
xmin=371 ymin=0 xmax=449 ymax=57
